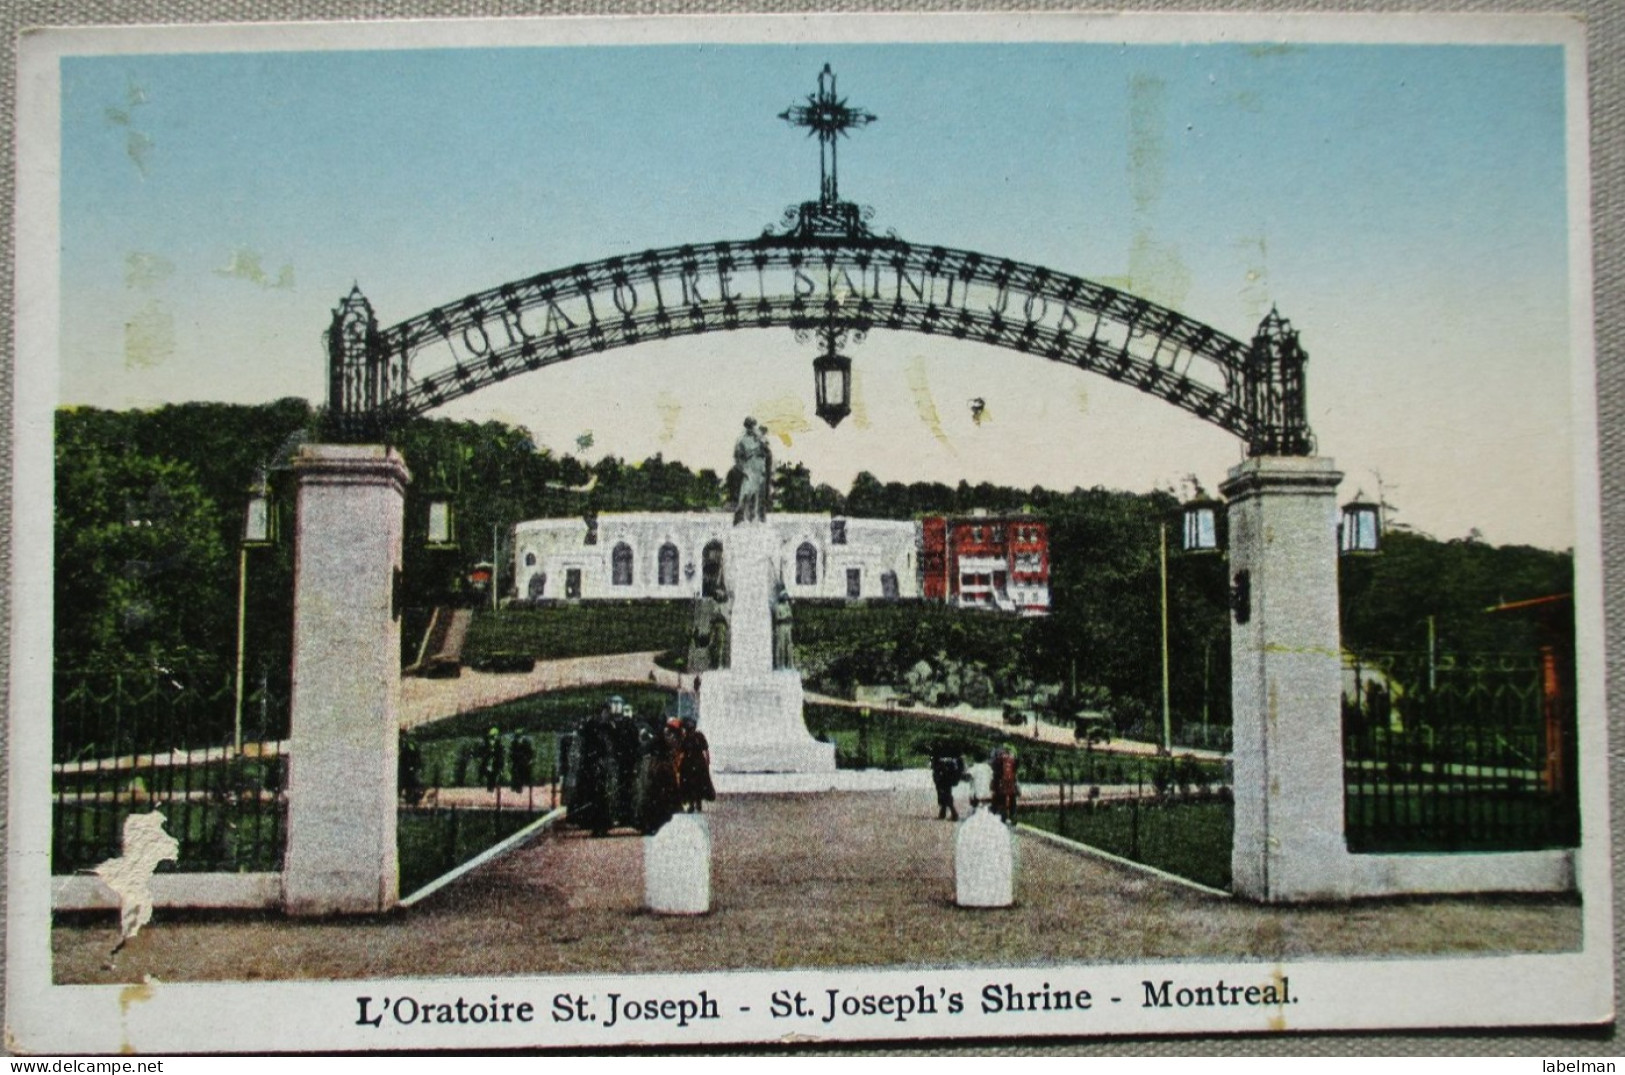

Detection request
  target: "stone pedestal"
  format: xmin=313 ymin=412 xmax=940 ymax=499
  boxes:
xmin=726 ymin=522 xmax=776 ymax=672
xmin=1221 ymin=456 xmax=1346 ymax=902
xmin=955 ymin=809 xmax=1014 ymax=908
xmin=698 ymin=521 xmax=835 ymax=773
xmin=644 ymin=814 xmax=711 ymax=915
xmin=699 ymin=670 xmax=834 ymax=772
xmin=284 ymin=445 xmax=408 ymax=915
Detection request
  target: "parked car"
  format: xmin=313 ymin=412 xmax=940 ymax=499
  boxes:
xmin=1073 ymin=711 xmax=1113 ymax=745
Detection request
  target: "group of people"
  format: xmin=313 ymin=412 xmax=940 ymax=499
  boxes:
xmin=396 ymin=728 xmax=538 ymax=806
xmin=649 ymin=715 xmax=718 ymax=819
xmin=624 ymin=710 xmax=716 ymax=833
xmin=480 ymin=727 xmax=537 ymax=794
xmin=564 ymin=699 xmax=716 ymax=836
xmin=931 ymin=742 xmax=1021 ymax=824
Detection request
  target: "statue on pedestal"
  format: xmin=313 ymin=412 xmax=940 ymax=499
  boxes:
xmin=772 ymin=581 xmax=795 ymax=670
xmin=696 ymin=417 xmax=834 ymax=774
xmin=689 ymin=583 xmax=731 ymax=673
xmin=708 ymin=585 xmax=731 ymax=672
xmin=732 ymin=417 xmax=773 ymax=525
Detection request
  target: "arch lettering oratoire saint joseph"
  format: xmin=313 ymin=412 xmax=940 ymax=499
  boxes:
xmin=326 ymin=63 xmax=1314 ymax=458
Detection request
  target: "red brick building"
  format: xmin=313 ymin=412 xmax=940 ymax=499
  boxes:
xmin=920 ymin=510 xmax=1050 ymax=614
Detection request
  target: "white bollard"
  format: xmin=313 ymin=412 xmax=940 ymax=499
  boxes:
xmin=644 ymin=814 xmax=712 ymax=915
xmin=954 ymin=808 xmax=1014 ymax=908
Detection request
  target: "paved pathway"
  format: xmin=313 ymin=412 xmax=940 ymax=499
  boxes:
xmin=53 ymin=791 xmax=1580 ymax=984
xmin=398 ymin=652 xmax=687 ymax=729
xmin=801 ymin=693 xmax=1227 ymax=761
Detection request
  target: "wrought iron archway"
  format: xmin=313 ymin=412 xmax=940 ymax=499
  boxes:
xmin=327 ymin=65 xmax=1313 ymax=457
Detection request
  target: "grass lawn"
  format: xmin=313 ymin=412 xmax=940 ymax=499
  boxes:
xmin=462 ymin=603 xmax=688 ymax=662
xmin=804 ymin=701 xmax=1049 ymax=772
xmin=1022 ymin=798 xmax=1233 ymax=891
xmin=463 ymin=601 xmax=1036 ymax=676
xmin=803 ymin=700 xmax=1225 ymax=786
xmin=397 ymin=807 xmax=548 ymax=897
xmin=1344 ymin=787 xmax=1579 ymax=853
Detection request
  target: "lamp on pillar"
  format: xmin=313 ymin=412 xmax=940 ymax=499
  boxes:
xmin=1180 ymin=495 xmax=1223 ymax=554
xmin=813 ymin=334 xmax=852 ymax=428
xmin=243 ymin=473 xmax=275 ymax=547
xmin=235 ymin=471 xmax=275 ymax=753
xmin=1159 ymin=488 xmax=1228 ymax=755
xmin=421 ymin=481 xmax=459 ymax=610
xmin=1339 ymin=496 xmax=1382 ymax=555
xmin=425 ymin=487 xmax=456 ymax=550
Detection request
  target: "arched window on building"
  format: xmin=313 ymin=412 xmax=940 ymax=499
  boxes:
xmin=612 ymin=542 xmax=634 ymax=586
xmin=702 ymin=540 xmax=724 ymax=599
xmin=658 ymin=542 xmax=680 ymax=586
xmin=796 ymin=541 xmax=818 ymax=586
xmin=524 ymin=551 xmax=537 ymax=567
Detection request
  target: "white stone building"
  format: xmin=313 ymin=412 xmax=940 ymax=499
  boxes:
xmin=511 ymin=512 xmax=921 ymax=603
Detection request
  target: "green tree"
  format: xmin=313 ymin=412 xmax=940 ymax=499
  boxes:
xmin=774 ymin=462 xmax=843 ymax=514
xmin=1340 ymin=529 xmax=1571 ymax=657
xmin=54 ymin=435 xmax=229 ymax=669
xmin=845 ymin=471 xmax=890 ymax=518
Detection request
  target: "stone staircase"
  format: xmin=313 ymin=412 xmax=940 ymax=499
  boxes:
xmin=407 ymin=606 xmax=473 ymax=677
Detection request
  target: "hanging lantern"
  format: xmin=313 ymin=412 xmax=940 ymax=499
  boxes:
xmin=1340 ymin=498 xmax=1382 ymax=555
xmin=242 ymin=474 xmax=275 ymax=547
xmin=814 ymin=347 xmax=852 ymax=428
xmin=426 ymin=492 xmax=456 ymax=549
xmin=1180 ymin=496 xmax=1222 ymax=553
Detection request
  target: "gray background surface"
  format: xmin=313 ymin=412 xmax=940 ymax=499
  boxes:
xmin=0 ymin=0 xmax=1617 ymax=1056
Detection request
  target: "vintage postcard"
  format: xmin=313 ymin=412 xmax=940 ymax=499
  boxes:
xmin=7 ymin=12 xmax=1612 ymax=1052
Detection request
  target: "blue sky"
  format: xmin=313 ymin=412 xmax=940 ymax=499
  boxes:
xmin=56 ymin=37 xmax=1579 ymax=548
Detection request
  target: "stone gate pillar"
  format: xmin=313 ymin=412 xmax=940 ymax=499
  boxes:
xmin=284 ymin=445 xmax=409 ymax=915
xmin=1221 ymin=456 xmax=1346 ymax=902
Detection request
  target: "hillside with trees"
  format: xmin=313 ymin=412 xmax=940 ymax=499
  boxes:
xmin=55 ymin=403 xmax=1571 ymax=746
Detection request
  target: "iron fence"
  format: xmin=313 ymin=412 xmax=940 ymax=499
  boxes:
xmin=397 ymin=801 xmax=552 ymax=898
xmin=1017 ymin=761 xmax=1234 ymax=891
xmin=53 ymin=663 xmax=288 ymax=874
xmin=397 ymin=725 xmax=562 ymax=897
xmin=1342 ymin=651 xmax=1578 ymax=853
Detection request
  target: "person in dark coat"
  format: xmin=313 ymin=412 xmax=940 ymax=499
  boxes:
xmin=508 ymin=733 xmax=534 ymax=794
xmin=398 ymin=734 xmax=423 ymax=805
xmin=675 ymin=717 xmax=716 ymax=813
xmin=482 ymin=726 xmax=504 ymax=793
xmin=990 ymin=743 xmax=1020 ymax=824
xmin=578 ymin=711 xmax=621 ymax=836
xmin=637 ymin=719 xmax=681 ymax=833
xmin=930 ymin=749 xmax=966 ymax=821
xmin=606 ymin=705 xmax=644 ymax=824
